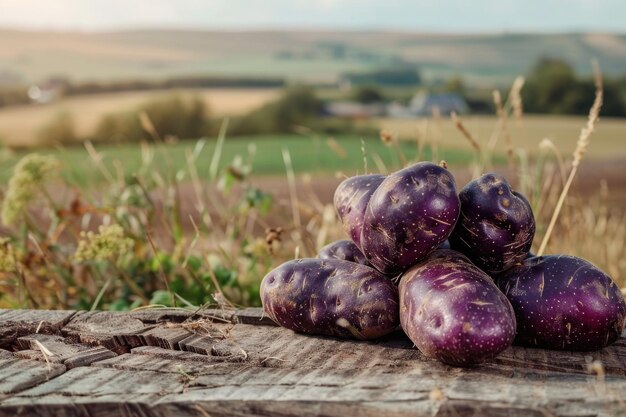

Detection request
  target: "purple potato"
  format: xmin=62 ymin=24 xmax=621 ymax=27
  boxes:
xmin=497 ymin=255 xmax=626 ymax=350
xmin=334 ymin=174 xmax=385 ymax=249
xmin=318 ymin=239 xmax=369 ymax=266
xmin=399 ymin=249 xmax=516 ymax=367
xmin=450 ymin=173 xmax=535 ymax=275
xmin=361 ymin=162 xmax=460 ymax=274
xmin=261 ymin=258 xmax=399 ymax=340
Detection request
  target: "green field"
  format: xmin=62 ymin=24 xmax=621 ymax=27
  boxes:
xmin=0 ymin=134 xmax=480 ymax=186
xmin=3 ymin=111 xmax=625 ymax=188
xmin=3 ymin=111 xmax=625 ymax=186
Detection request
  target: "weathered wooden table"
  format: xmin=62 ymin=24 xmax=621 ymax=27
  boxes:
xmin=0 ymin=308 xmax=625 ymax=417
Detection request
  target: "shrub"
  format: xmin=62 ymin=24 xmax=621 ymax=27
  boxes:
xmin=93 ymin=112 xmax=143 ymax=143
xmin=140 ymin=94 xmax=208 ymax=139
xmin=230 ymin=86 xmax=324 ymax=135
xmin=0 ymin=87 xmax=29 ymax=108
xmin=36 ymin=112 xmax=78 ymax=147
xmin=523 ymin=58 xmax=625 ymax=116
xmin=352 ymin=86 xmax=385 ymax=103
xmin=92 ymin=94 xmax=210 ymax=143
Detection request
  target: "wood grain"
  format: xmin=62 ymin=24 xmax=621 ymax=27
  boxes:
xmin=15 ymin=334 xmax=117 ymax=369
xmin=0 ymin=308 xmax=624 ymax=417
xmin=0 ymin=351 xmax=65 ymax=397
xmin=0 ymin=310 xmax=76 ymax=349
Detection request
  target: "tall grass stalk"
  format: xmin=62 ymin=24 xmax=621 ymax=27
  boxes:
xmin=493 ymin=90 xmax=516 ymax=173
xmin=537 ymin=62 xmax=603 ymax=256
xmin=0 ymin=69 xmax=623 ymax=310
xmin=210 ymin=118 xmax=229 ymax=181
xmin=282 ymin=148 xmax=302 ymax=238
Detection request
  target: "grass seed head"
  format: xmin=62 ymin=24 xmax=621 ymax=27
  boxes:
xmin=0 ymin=238 xmax=17 ymax=273
xmin=1 ymin=153 xmax=58 ymax=226
xmin=74 ymin=224 xmax=134 ymax=262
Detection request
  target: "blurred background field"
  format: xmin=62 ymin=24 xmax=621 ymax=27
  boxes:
xmin=2 ymin=30 xmax=626 ymax=84
xmin=0 ymin=1 xmax=625 ymax=311
xmin=0 ymin=88 xmax=279 ymax=147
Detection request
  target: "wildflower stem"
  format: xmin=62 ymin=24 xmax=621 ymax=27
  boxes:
xmin=110 ymin=261 xmax=150 ymax=305
xmin=18 ymin=268 xmax=39 ymax=309
xmin=90 ymin=277 xmax=112 ymax=311
xmin=146 ymin=232 xmax=175 ymax=307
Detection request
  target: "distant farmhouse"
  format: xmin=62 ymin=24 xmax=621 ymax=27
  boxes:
xmin=388 ymin=92 xmax=469 ymax=118
xmin=27 ymin=79 xmax=67 ymax=104
xmin=324 ymin=102 xmax=386 ymax=119
xmin=325 ymin=91 xmax=469 ymax=119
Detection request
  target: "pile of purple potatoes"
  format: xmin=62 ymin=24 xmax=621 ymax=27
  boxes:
xmin=260 ymin=162 xmax=626 ymax=367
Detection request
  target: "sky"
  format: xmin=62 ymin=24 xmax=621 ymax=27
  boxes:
xmin=0 ymin=0 xmax=623 ymax=33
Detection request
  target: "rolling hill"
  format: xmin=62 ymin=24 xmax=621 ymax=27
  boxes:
xmin=1 ymin=30 xmax=625 ymax=86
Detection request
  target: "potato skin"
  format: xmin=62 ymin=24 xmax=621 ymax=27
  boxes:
xmin=496 ymin=255 xmax=626 ymax=350
xmin=334 ymin=174 xmax=385 ymax=249
xmin=261 ymin=258 xmax=399 ymax=340
xmin=361 ymin=162 xmax=460 ymax=274
xmin=399 ymin=250 xmax=516 ymax=367
xmin=450 ymin=173 xmax=535 ymax=275
xmin=318 ymin=240 xmax=369 ymax=266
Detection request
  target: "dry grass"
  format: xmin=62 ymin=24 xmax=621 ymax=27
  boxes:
xmin=0 ymin=88 xmax=279 ymax=147
xmin=0 ymin=72 xmax=624 ymax=311
xmin=375 ymin=115 xmax=626 ymax=159
xmin=537 ymin=61 xmax=603 ymax=255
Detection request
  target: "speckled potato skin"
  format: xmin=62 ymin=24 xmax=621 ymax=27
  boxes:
xmin=496 ymin=255 xmax=626 ymax=351
xmin=399 ymin=250 xmax=516 ymax=367
xmin=449 ymin=173 xmax=535 ymax=275
xmin=318 ymin=240 xmax=369 ymax=266
xmin=334 ymin=174 xmax=385 ymax=249
xmin=261 ymin=258 xmax=399 ymax=340
xmin=361 ymin=162 xmax=460 ymax=275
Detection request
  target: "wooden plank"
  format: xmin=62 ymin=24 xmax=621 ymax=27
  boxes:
xmin=195 ymin=308 xmax=237 ymax=323
xmin=233 ymin=307 xmax=277 ymax=326
xmin=129 ymin=308 xmax=235 ymax=324
xmin=7 ymin=366 xmax=184 ymax=398
xmin=62 ymin=312 xmax=149 ymax=354
xmin=0 ymin=352 xmax=65 ymax=396
xmin=0 ymin=309 xmax=625 ymax=417
xmin=0 ymin=310 xmax=76 ymax=349
xmin=178 ymin=335 xmax=217 ymax=356
xmin=94 ymin=347 xmax=236 ymax=373
xmin=63 ymin=347 xmax=118 ymax=369
xmin=128 ymin=308 xmax=194 ymax=324
xmin=172 ymin=322 xmax=626 ymax=378
xmin=494 ymin=345 xmax=626 ymax=377
xmin=131 ymin=345 xmax=233 ymax=362
xmin=14 ymin=334 xmax=117 ymax=369
xmin=186 ymin=323 xmax=423 ymax=369
xmin=0 ymin=310 xmax=76 ymax=328
xmin=2 ymin=397 xmax=611 ymax=417
xmin=6 ymin=355 xmax=622 ymax=417
xmin=140 ymin=327 xmax=193 ymax=350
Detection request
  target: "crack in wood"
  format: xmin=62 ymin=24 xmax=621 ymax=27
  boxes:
xmin=0 ymin=309 xmax=625 ymax=417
